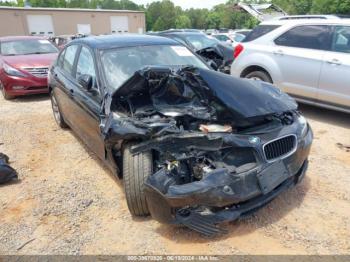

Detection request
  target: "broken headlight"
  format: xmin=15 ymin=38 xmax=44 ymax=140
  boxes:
xmin=298 ymin=115 xmax=308 ymax=138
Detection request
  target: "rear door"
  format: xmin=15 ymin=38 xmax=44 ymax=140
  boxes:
xmin=70 ymin=45 xmax=105 ymax=159
xmin=273 ymin=25 xmax=332 ymax=100
xmin=318 ymin=25 xmax=350 ymax=109
xmin=53 ymin=44 xmax=79 ymax=126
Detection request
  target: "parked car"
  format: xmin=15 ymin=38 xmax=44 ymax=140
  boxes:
xmin=229 ymin=33 xmax=246 ymax=47
xmin=50 ymin=34 xmax=89 ymax=50
xmin=205 ymin=29 xmax=218 ymax=35
xmin=50 ymin=35 xmax=75 ymax=49
xmin=49 ymin=35 xmax=312 ymax=236
xmin=212 ymin=33 xmax=233 ymax=44
xmin=156 ymin=31 xmax=234 ymax=74
xmin=231 ymin=19 xmax=350 ymax=114
xmin=213 ymin=32 xmax=246 ymax=48
xmin=230 ymin=29 xmax=252 ymax=37
xmin=0 ymin=36 xmax=58 ymax=99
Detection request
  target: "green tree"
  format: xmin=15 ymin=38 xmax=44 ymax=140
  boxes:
xmin=206 ymin=12 xmax=220 ymax=29
xmin=311 ymin=0 xmax=350 ymax=14
xmin=28 ymin=0 xmax=65 ymax=8
xmin=146 ymin=0 xmax=176 ymax=31
xmin=272 ymin=0 xmax=313 ymax=15
xmin=185 ymin=8 xmax=209 ymax=29
xmin=16 ymin=0 xmax=25 ymax=7
xmin=175 ymin=15 xmax=191 ymax=29
xmin=153 ymin=16 xmax=166 ymax=31
xmin=0 ymin=0 xmax=17 ymax=6
xmin=100 ymin=0 xmax=140 ymax=10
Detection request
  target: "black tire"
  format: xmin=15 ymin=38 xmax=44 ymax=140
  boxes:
xmin=50 ymin=92 xmax=68 ymax=128
xmin=123 ymin=145 xmax=152 ymax=216
xmin=245 ymin=71 xmax=272 ymax=83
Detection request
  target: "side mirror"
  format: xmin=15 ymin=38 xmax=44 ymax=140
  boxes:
xmin=78 ymin=74 xmax=93 ymax=91
xmin=207 ymin=60 xmax=218 ymax=71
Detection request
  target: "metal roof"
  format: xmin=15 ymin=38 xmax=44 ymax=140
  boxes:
xmin=0 ymin=6 xmax=144 ymax=13
xmin=71 ymin=34 xmax=179 ymax=49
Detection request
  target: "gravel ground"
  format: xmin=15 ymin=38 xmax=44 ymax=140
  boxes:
xmin=0 ymin=94 xmax=349 ymax=255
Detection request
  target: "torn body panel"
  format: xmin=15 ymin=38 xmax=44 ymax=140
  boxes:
xmin=196 ymin=46 xmax=232 ymax=74
xmin=100 ymin=66 xmax=312 ymax=235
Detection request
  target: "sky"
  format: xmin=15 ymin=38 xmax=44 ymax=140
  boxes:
xmin=132 ymin=0 xmax=228 ymax=10
xmin=1 ymin=0 xmax=228 ymax=10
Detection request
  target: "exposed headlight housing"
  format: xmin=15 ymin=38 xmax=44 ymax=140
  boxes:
xmin=3 ymin=63 xmax=27 ymax=78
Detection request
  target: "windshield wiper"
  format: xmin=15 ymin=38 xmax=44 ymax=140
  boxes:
xmin=24 ymin=52 xmax=55 ymax=55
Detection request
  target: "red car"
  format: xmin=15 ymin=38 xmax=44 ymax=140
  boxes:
xmin=0 ymin=36 xmax=58 ymax=99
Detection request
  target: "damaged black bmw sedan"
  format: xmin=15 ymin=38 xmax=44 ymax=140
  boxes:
xmin=49 ymin=35 xmax=313 ymax=236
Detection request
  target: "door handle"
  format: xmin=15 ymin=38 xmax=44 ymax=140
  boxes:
xmin=327 ymin=58 xmax=342 ymax=65
xmin=273 ymin=49 xmax=284 ymax=55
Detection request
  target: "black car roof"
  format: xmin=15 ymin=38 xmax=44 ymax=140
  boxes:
xmin=71 ymin=34 xmax=180 ymax=49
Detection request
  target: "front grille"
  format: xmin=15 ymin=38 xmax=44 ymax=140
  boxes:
xmin=263 ymin=135 xmax=297 ymax=161
xmin=23 ymin=67 xmax=49 ymax=78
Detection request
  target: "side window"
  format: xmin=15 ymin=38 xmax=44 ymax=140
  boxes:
xmin=243 ymin=25 xmax=280 ymax=42
xmin=275 ymin=25 xmax=331 ymax=51
xmin=76 ymin=46 xmax=96 ymax=87
xmin=331 ymin=26 xmax=350 ymax=54
xmin=62 ymin=45 xmax=78 ymax=75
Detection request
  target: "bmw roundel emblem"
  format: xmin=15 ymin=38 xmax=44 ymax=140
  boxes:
xmin=249 ymin=136 xmax=261 ymax=145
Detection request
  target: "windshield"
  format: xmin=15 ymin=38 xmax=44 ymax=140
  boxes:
xmin=101 ymin=45 xmax=208 ymax=90
xmin=0 ymin=39 xmax=58 ymax=56
xmin=183 ymin=34 xmax=219 ymax=51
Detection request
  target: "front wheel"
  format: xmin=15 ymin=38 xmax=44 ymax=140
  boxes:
xmin=123 ymin=144 xmax=153 ymax=216
xmin=245 ymin=71 xmax=272 ymax=83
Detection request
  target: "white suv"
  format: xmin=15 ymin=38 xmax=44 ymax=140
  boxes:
xmin=231 ymin=19 xmax=350 ymax=113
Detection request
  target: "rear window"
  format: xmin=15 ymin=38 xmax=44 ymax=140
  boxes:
xmin=243 ymin=25 xmax=280 ymax=42
xmin=274 ymin=25 xmax=331 ymax=50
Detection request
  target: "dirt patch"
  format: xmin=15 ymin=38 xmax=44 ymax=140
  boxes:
xmin=0 ymin=95 xmax=349 ymax=255
xmin=337 ymin=143 xmax=350 ymax=153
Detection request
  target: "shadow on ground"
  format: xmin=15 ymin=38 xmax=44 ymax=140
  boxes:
xmin=299 ymin=104 xmax=350 ymax=129
xmin=9 ymin=94 xmax=49 ymax=103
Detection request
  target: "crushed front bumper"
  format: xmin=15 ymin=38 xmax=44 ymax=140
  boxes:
xmin=144 ymin=128 xmax=312 ymax=236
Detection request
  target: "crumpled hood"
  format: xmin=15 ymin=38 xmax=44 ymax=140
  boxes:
xmin=195 ymin=68 xmax=298 ymax=119
xmin=109 ymin=66 xmax=297 ymax=122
